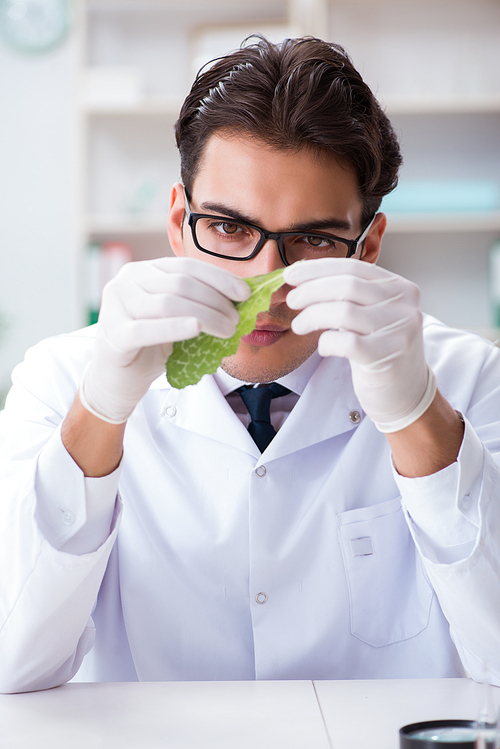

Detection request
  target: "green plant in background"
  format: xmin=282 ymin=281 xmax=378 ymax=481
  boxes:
xmin=166 ymin=268 xmax=285 ymax=389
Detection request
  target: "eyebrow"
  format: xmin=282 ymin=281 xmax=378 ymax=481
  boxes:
xmin=199 ymin=201 xmax=353 ymax=234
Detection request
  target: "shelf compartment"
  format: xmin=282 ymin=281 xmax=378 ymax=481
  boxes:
xmin=86 ymin=214 xmax=170 ymax=234
xmin=384 ymin=211 xmax=500 ymax=234
xmin=383 ymin=96 xmax=500 ymax=116
xmin=83 ymin=96 xmax=183 ymax=117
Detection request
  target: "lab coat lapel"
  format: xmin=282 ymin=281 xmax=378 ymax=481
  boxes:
xmin=263 ymin=356 xmax=365 ymax=460
xmin=159 ymin=375 xmax=261 ymax=457
xmin=155 ymin=356 xmax=364 ymax=460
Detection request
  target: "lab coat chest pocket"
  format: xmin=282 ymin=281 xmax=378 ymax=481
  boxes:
xmin=338 ymin=496 xmax=434 ymax=647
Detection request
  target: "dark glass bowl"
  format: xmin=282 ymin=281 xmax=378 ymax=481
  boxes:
xmin=400 ymin=719 xmax=495 ymax=748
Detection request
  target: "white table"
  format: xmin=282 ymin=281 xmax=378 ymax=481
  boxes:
xmin=315 ymin=678 xmax=499 ymax=749
xmin=0 ymin=680 xmax=327 ymax=749
xmin=0 ymin=678 xmax=497 ymax=748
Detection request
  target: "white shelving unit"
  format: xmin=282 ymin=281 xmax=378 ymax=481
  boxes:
xmin=76 ymin=0 xmax=500 ymax=335
xmin=325 ymin=0 xmax=500 ymax=335
xmin=382 ymin=102 xmax=500 ymax=236
xmin=77 ymin=0 xmax=297 ymax=326
xmin=378 ymin=101 xmax=500 ymax=334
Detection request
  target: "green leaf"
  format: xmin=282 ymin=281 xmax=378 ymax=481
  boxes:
xmin=166 ymin=267 xmax=285 ymax=388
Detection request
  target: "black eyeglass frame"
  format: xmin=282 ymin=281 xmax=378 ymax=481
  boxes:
xmin=183 ymin=188 xmax=376 ymax=266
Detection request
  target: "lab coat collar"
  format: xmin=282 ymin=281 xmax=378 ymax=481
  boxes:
xmin=262 ymin=355 xmax=365 ymax=460
xmin=157 ymin=373 xmax=261 ymax=457
xmin=154 ymin=354 xmax=365 ymax=460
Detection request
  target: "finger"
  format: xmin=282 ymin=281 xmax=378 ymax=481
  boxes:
xmin=317 ymin=328 xmax=360 ymax=360
xmin=113 ymin=317 xmax=203 ymax=351
xmin=104 ymin=267 xmax=242 ymax=328
xmin=291 ymin=295 xmax=410 ymax=336
xmin=110 ymin=292 xmax=239 ymax=347
xmin=316 ymin=315 xmax=416 ymax=364
xmin=115 ymin=275 xmax=241 ymax=329
xmin=286 ymin=274 xmax=400 ymax=310
xmin=283 ymin=257 xmax=397 ymax=286
xmin=317 ymin=328 xmax=402 ymax=366
xmin=128 ymin=292 xmax=240 ymax=333
xmin=148 ymin=256 xmax=251 ymax=302
xmin=291 ymin=301 xmax=369 ymax=336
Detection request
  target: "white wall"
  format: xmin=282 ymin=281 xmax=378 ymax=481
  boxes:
xmin=0 ymin=31 xmax=79 ymax=401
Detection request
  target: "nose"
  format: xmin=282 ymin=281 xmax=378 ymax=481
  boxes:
xmin=246 ymin=238 xmax=285 ymax=276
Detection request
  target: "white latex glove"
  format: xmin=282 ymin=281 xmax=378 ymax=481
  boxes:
xmin=80 ymin=257 xmax=251 ymax=424
xmin=284 ymin=258 xmax=437 ymax=433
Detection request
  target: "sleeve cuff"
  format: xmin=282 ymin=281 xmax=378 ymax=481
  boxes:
xmin=394 ymin=415 xmax=484 ymax=562
xmin=35 ymin=424 xmax=121 ymax=554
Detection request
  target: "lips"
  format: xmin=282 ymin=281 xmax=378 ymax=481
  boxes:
xmin=241 ymin=323 xmax=287 ymax=347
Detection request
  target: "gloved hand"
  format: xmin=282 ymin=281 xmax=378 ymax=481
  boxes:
xmin=284 ymin=258 xmax=436 ymax=433
xmin=80 ymin=257 xmax=251 ymax=424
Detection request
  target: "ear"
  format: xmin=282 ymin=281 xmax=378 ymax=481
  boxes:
xmin=167 ymin=182 xmax=186 ymax=257
xmin=359 ymin=212 xmax=387 ymax=264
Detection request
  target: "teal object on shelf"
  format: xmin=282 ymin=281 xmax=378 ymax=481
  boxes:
xmin=489 ymin=240 xmax=500 ymax=328
xmin=381 ymin=180 xmax=500 ymax=214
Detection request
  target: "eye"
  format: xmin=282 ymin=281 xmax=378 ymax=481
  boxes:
xmin=221 ymin=222 xmax=239 ymax=235
xmin=285 ymin=233 xmax=346 ymax=255
xmin=210 ymin=221 xmax=244 ymax=236
xmin=305 ymin=235 xmax=326 ymax=247
xmin=297 ymin=234 xmax=337 ymax=249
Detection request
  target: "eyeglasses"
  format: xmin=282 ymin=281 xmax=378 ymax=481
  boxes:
xmin=184 ymin=189 xmax=375 ymax=266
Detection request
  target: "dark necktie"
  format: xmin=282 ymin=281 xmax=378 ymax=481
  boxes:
xmin=236 ymin=383 xmax=291 ymax=452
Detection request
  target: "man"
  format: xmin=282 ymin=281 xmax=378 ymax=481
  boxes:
xmin=1 ymin=36 xmax=500 ymax=693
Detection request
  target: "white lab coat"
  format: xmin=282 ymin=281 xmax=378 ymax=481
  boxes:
xmin=1 ymin=315 xmax=500 ymax=693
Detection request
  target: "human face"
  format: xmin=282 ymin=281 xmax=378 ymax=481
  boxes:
xmin=167 ymin=133 xmax=385 ymax=383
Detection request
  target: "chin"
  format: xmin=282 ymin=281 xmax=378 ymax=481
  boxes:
xmin=221 ymin=341 xmax=319 ymax=383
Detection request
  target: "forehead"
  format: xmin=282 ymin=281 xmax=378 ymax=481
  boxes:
xmin=192 ymin=132 xmax=364 ymax=230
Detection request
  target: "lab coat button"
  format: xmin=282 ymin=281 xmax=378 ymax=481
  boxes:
xmin=255 ymin=466 xmax=267 ymax=477
xmin=255 ymin=592 xmax=268 ymax=604
xmin=164 ymin=405 xmax=177 ymax=418
xmin=61 ymin=510 xmax=75 ymax=525
xmin=349 ymin=410 xmax=361 ymax=424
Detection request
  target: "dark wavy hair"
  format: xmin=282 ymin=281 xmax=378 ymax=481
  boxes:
xmin=175 ymin=36 xmax=402 ymax=224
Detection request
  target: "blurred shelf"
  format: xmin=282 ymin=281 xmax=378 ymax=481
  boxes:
xmin=83 ymin=96 xmax=183 ymax=117
xmin=86 ymin=215 xmax=170 ymax=234
xmin=384 ymin=211 xmax=500 ymax=234
xmin=88 ymin=0 xmax=280 ymax=9
xmin=86 ymin=211 xmax=500 ymax=237
xmin=87 ymin=212 xmax=500 ymax=237
xmin=383 ymin=95 xmax=500 ymax=116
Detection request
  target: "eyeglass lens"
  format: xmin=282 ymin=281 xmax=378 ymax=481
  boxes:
xmin=194 ymin=217 xmax=351 ymax=262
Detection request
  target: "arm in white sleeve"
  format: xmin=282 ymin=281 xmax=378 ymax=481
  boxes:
xmin=397 ymin=416 xmax=481 ymax=565
xmin=396 ymin=417 xmax=500 ymax=684
xmin=0 ymin=331 xmax=122 ymax=693
xmin=35 ymin=423 xmax=120 ymax=554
